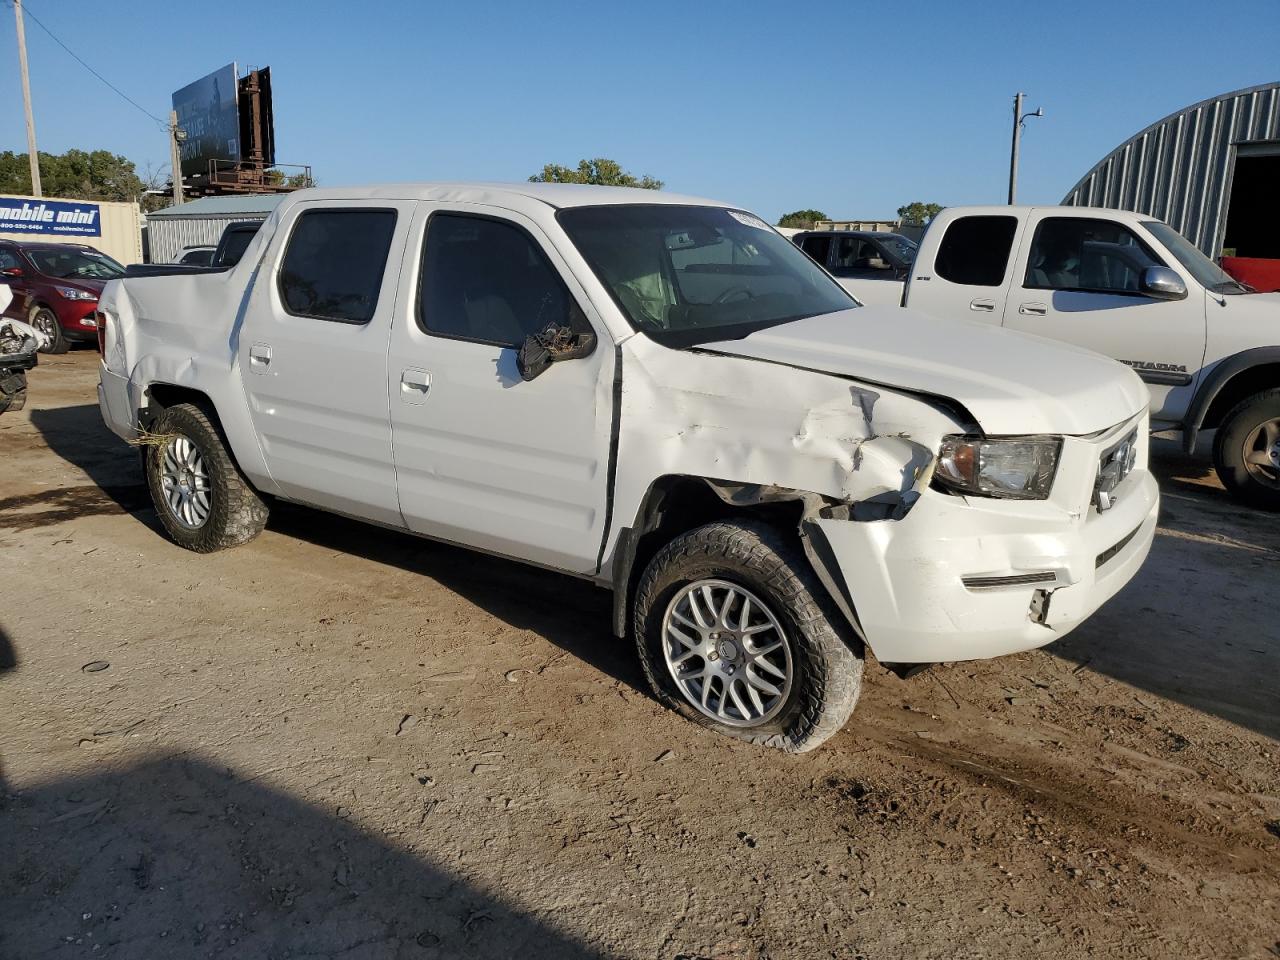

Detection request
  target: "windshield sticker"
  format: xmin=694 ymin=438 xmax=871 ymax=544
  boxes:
xmin=727 ymin=210 xmax=771 ymax=231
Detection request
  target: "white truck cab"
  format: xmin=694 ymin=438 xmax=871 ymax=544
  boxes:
xmin=98 ymin=184 xmax=1157 ymax=751
xmin=833 ymin=206 xmax=1280 ymax=509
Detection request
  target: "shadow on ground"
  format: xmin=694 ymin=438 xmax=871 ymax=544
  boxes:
xmin=1051 ymin=449 xmax=1280 ymax=741
xmin=0 ymin=755 xmax=606 ymax=960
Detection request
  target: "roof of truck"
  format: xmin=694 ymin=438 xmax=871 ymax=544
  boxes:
xmin=276 ymin=182 xmax=731 ymax=211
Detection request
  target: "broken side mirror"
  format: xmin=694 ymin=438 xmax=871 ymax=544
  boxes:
xmin=516 ymin=316 xmax=597 ymax=381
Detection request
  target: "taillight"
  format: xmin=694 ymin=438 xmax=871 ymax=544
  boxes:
xmin=95 ymin=311 xmax=108 ymax=353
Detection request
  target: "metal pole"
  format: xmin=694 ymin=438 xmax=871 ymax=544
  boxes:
xmin=1008 ymin=92 xmax=1023 ymax=205
xmin=13 ymin=0 xmax=42 ymax=197
xmin=169 ymin=110 xmax=184 ymax=205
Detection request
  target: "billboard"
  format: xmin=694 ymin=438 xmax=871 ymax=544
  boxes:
xmin=0 ymin=197 xmax=101 ymax=237
xmin=172 ymin=63 xmax=240 ymax=178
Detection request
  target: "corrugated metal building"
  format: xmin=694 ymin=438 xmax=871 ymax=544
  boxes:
xmin=145 ymin=194 xmax=286 ymax=263
xmin=1062 ymin=82 xmax=1280 ymax=258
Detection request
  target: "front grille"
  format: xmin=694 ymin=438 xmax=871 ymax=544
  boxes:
xmin=962 ymin=572 xmax=1057 ymax=590
xmin=1096 ymin=526 xmax=1141 ymax=569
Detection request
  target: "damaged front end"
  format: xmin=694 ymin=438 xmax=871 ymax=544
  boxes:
xmin=0 ymin=318 xmax=44 ymax=416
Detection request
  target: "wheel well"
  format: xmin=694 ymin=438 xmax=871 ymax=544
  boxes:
xmin=613 ymin=475 xmax=806 ymax=638
xmin=142 ymin=383 xmax=216 ymax=428
xmin=1201 ymin=363 xmax=1280 ymax=430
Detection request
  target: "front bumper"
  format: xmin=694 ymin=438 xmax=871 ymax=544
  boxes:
xmin=814 ymin=423 xmax=1159 ymax=664
xmin=56 ymin=301 xmax=100 ymax=342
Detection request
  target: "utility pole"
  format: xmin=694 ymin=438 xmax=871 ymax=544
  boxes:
xmin=13 ymin=0 xmax=42 ymax=197
xmin=1008 ymin=92 xmax=1044 ymax=205
xmin=169 ymin=110 xmax=185 ymax=205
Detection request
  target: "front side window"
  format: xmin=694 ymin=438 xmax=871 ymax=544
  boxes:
xmin=935 ymin=216 xmax=1018 ymax=286
xmin=1026 ymin=218 xmax=1161 ymax=294
xmin=26 ymin=247 xmax=124 ymax=280
xmin=833 ymin=237 xmax=891 ymax=274
xmin=418 ymin=213 xmax=573 ymax=347
xmin=278 ymin=209 xmax=397 ymax=323
xmin=559 ymin=205 xmax=855 ymax=347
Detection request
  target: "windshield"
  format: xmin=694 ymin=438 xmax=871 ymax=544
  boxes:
xmin=878 ymin=234 xmax=918 ymax=264
xmin=558 ymin=205 xmax=857 ymax=346
xmin=1143 ymin=221 xmax=1248 ymax=294
xmin=28 ymin=248 xmax=124 ymax=280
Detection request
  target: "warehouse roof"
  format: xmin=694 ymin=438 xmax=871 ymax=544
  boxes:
xmin=146 ymin=194 xmax=288 ymax=219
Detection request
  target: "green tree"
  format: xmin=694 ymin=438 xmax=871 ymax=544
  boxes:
xmin=777 ymin=209 xmax=829 ymax=229
xmin=528 ymin=158 xmax=662 ymax=190
xmin=265 ymin=168 xmax=314 ymax=189
xmin=0 ymin=149 xmax=149 ymax=204
xmin=896 ymin=201 xmax=943 ymax=225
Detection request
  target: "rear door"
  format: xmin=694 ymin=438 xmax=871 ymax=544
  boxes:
xmin=905 ymin=213 xmax=1023 ymax=322
xmin=236 ymin=199 xmax=415 ymax=526
xmin=387 ymin=203 xmax=613 ymax=574
xmin=1001 ymin=213 xmax=1207 ymax=420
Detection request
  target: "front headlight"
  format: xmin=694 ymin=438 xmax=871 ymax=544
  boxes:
xmin=55 ymin=286 xmax=98 ymax=301
xmin=935 ymin=435 xmax=1062 ymax=500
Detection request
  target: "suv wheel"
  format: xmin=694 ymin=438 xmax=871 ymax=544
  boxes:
xmin=145 ymin=403 xmax=269 ymax=551
xmin=1213 ymin=389 xmax=1280 ymax=511
xmin=29 ymin=305 xmax=67 ymax=354
xmin=633 ymin=520 xmax=863 ymax=752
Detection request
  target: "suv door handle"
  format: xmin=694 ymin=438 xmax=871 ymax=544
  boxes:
xmin=969 ymin=298 xmax=996 ymax=312
xmin=1018 ymin=302 xmax=1048 ymax=316
xmin=249 ymin=343 xmax=272 ymax=370
xmin=400 ymin=368 xmax=431 ymax=402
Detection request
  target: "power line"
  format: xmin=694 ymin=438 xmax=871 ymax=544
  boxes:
xmin=13 ymin=0 xmax=169 ymax=130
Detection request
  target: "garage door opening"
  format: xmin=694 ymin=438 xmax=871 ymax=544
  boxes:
xmin=1223 ymin=150 xmax=1280 ymax=259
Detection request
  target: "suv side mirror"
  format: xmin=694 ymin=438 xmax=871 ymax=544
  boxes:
xmin=0 ymin=267 xmax=23 ymax=278
xmin=517 ymin=320 xmax=596 ymax=381
xmin=1139 ymin=265 xmax=1188 ymax=301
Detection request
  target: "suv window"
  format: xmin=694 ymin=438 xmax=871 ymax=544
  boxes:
xmin=279 ymin=209 xmax=397 ymax=323
xmin=800 ymin=235 xmax=833 ymax=268
xmin=935 ymin=216 xmax=1017 ymax=286
xmin=833 ymin=237 xmax=889 ymax=275
xmin=1026 ymin=217 xmax=1161 ymax=294
xmin=0 ymin=248 xmax=20 ymax=272
xmin=418 ymin=213 xmax=572 ymax=347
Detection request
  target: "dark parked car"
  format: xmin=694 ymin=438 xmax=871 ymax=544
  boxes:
xmin=791 ymin=230 xmax=918 ymax=306
xmin=0 ymin=240 xmax=126 ymax=353
xmin=177 ymin=245 xmax=217 ymax=266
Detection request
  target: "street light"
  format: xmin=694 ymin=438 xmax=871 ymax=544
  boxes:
xmin=1008 ymin=92 xmax=1044 ymax=205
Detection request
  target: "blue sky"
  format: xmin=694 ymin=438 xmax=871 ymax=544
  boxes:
xmin=2 ymin=0 xmax=1277 ymax=221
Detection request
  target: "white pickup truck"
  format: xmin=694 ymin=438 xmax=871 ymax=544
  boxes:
xmin=98 ymin=184 xmax=1157 ymax=752
xmin=831 ymin=206 xmax=1280 ymax=509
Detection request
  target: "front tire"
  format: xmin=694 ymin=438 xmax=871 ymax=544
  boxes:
xmin=1213 ymin=389 xmax=1280 ymax=511
xmin=29 ymin=305 xmax=67 ymax=354
xmin=633 ymin=520 xmax=863 ymax=753
xmin=144 ymin=403 xmax=269 ymax=552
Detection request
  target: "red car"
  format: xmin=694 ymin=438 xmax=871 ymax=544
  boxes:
xmin=0 ymin=240 xmax=126 ymax=353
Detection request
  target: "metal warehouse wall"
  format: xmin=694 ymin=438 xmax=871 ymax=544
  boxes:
xmin=147 ymin=214 xmax=269 ymax=264
xmin=1063 ymin=82 xmax=1280 ymax=257
xmin=0 ymin=194 xmax=143 ymax=265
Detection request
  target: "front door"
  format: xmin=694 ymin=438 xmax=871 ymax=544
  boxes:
xmin=236 ymin=199 xmax=415 ymax=526
xmin=387 ymin=204 xmax=614 ymax=574
xmin=1002 ymin=213 xmax=1207 ymax=421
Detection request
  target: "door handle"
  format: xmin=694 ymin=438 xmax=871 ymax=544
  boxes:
xmin=249 ymin=343 xmax=272 ymax=369
xmin=969 ymin=298 xmax=996 ymax=312
xmin=1018 ymin=302 xmax=1048 ymax=316
xmin=401 ymin=368 xmax=431 ymax=396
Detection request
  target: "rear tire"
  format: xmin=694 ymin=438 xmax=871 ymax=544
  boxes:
xmin=1212 ymin=389 xmax=1280 ymax=511
xmin=633 ymin=520 xmax=863 ymax=753
xmin=144 ymin=403 xmax=269 ymax=552
xmin=29 ymin=305 xmax=67 ymax=354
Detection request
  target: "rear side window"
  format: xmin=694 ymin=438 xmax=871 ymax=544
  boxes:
xmin=1025 ymin=217 xmax=1161 ymax=294
xmin=418 ymin=213 xmax=571 ymax=347
xmin=800 ymin=235 xmax=833 ymax=267
xmin=279 ymin=209 xmax=397 ymax=323
xmin=934 ymin=215 xmax=1017 ymax=286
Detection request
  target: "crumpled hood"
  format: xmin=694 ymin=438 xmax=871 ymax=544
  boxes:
xmin=697 ymin=307 xmax=1148 ymax=436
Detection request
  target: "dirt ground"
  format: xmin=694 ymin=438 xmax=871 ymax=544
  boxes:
xmin=1 ymin=350 xmax=1277 ymax=960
